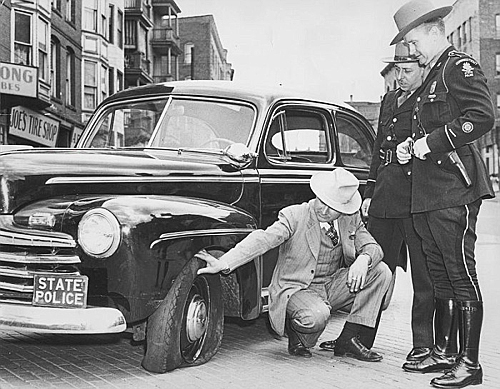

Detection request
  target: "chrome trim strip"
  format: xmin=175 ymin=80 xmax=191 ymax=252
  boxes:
xmin=45 ymin=176 xmax=257 ymax=185
xmin=0 ymin=233 xmax=76 ymax=248
xmin=0 ymin=252 xmax=80 ymax=264
xmin=151 ymin=228 xmax=255 ymax=248
xmin=0 ymin=281 xmax=32 ymax=292
xmin=0 ymin=267 xmax=80 ymax=278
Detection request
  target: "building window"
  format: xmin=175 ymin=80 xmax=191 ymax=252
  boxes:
xmin=52 ymin=0 xmax=62 ymax=12
xmin=497 ymin=93 xmax=500 ymax=109
xmin=101 ymin=65 xmax=108 ymax=102
xmin=108 ymin=5 xmax=115 ymax=44
xmin=66 ymin=0 xmax=75 ymax=24
xmin=84 ymin=61 xmax=98 ymax=110
xmin=117 ymin=10 xmax=123 ymax=49
xmin=117 ymin=70 xmax=123 ymax=91
xmin=38 ymin=18 xmax=49 ymax=82
xmin=108 ymin=67 xmax=114 ymax=96
xmin=184 ymin=43 xmax=194 ymax=65
xmin=83 ymin=0 xmax=98 ymax=32
xmin=51 ymin=38 xmax=61 ymax=99
xmin=496 ymin=15 xmax=500 ymax=38
xmin=468 ymin=17 xmax=472 ymax=42
xmin=462 ymin=21 xmax=467 ymax=43
xmin=457 ymin=26 xmax=461 ymax=47
xmin=66 ymin=47 xmax=75 ymax=106
xmin=14 ymin=11 xmax=32 ymax=65
xmin=496 ymin=54 xmax=500 ymax=77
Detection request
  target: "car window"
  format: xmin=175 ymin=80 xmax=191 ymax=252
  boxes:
xmin=150 ymin=99 xmax=255 ymax=150
xmin=83 ymin=98 xmax=255 ymax=150
xmin=88 ymin=99 xmax=169 ymax=148
xmin=335 ymin=113 xmax=372 ymax=168
xmin=265 ymin=108 xmax=331 ymax=164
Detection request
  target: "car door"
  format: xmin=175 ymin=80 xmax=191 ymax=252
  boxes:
xmin=257 ymin=102 xmax=374 ymax=287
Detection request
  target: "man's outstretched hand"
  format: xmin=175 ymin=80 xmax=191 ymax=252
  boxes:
xmin=195 ymin=249 xmax=229 ymax=275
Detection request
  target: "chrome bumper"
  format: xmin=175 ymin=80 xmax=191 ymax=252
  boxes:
xmin=0 ymin=303 xmax=126 ymax=334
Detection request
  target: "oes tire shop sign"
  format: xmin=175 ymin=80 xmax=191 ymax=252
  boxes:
xmin=10 ymin=106 xmax=60 ymax=147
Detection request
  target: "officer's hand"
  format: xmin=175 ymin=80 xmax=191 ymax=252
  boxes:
xmin=413 ymin=136 xmax=431 ymax=160
xmin=396 ymin=137 xmax=413 ymax=164
xmin=361 ymin=198 xmax=371 ymax=218
xmin=195 ymin=250 xmax=228 ymax=275
xmin=347 ymin=254 xmax=370 ymax=293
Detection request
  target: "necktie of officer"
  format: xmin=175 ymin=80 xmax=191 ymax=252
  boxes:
xmin=397 ymin=90 xmax=410 ymax=107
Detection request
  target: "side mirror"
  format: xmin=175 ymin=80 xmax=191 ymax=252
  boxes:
xmin=223 ymin=143 xmax=256 ymax=167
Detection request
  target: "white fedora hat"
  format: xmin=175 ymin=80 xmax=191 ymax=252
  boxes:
xmin=391 ymin=0 xmax=452 ymax=45
xmin=310 ymin=168 xmax=361 ymax=215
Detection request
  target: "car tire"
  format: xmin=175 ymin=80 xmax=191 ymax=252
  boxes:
xmin=141 ymin=251 xmax=224 ymax=373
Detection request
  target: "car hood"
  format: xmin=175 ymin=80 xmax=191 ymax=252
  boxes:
xmin=0 ymin=148 xmax=246 ymax=214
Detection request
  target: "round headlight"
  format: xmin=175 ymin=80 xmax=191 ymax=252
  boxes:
xmin=78 ymin=208 xmax=121 ymax=258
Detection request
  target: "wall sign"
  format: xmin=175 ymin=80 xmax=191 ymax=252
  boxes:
xmin=0 ymin=62 xmax=37 ymax=98
xmin=9 ymin=106 xmax=60 ymax=147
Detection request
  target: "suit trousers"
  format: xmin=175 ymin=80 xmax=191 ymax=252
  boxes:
xmin=413 ymin=199 xmax=482 ymax=301
xmin=368 ymin=216 xmax=435 ymax=347
xmin=286 ymin=262 xmax=391 ymax=348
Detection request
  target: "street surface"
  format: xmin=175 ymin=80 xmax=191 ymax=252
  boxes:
xmin=1 ymin=197 xmax=499 ymax=389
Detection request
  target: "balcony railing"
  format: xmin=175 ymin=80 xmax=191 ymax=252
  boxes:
xmin=153 ymin=75 xmax=174 ymax=83
xmin=151 ymin=28 xmax=180 ymax=47
xmin=125 ymin=52 xmax=150 ymax=74
xmin=125 ymin=0 xmax=151 ymax=20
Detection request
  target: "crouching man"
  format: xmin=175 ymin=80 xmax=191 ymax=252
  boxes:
xmin=196 ymin=168 xmax=391 ymax=361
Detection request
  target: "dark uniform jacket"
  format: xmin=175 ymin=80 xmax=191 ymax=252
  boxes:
xmin=365 ymin=88 xmax=416 ymax=218
xmin=411 ymin=46 xmax=495 ymax=213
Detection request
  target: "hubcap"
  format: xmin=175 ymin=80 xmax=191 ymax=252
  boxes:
xmin=185 ymin=294 xmax=208 ymax=343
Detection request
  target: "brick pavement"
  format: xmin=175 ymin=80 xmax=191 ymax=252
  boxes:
xmin=1 ymin=199 xmax=499 ymax=389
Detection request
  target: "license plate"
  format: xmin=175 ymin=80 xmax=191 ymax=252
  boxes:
xmin=33 ymin=274 xmax=88 ymax=308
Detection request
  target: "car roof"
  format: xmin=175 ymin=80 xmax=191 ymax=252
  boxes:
xmin=103 ymin=80 xmax=354 ymax=111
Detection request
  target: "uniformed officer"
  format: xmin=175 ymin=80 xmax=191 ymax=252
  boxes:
xmin=360 ymin=42 xmax=437 ymax=363
xmin=391 ymin=1 xmax=495 ymax=388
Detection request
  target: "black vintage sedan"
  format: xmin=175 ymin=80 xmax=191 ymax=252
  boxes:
xmin=0 ymin=80 xmax=375 ymax=372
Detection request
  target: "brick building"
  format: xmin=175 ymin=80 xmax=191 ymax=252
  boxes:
xmin=178 ymin=15 xmax=233 ymax=81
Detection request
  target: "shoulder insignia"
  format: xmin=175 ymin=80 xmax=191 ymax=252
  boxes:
xmin=461 ymin=62 xmax=474 ymax=78
xmin=449 ymin=50 xmax=478 ymax=66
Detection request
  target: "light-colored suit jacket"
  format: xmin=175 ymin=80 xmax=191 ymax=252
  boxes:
xmin=221 ymin=199 xmax=383 ymax=336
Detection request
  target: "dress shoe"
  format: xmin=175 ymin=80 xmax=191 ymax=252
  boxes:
xmin=288 ymin=342 xmax=312 ymax=358
xmin=334 ymin=336 xmax=383 ymax=362
xmin=319 ymin=339 xmax=336 ymax=351
xmin=403 ymin=350 xmax=456 ymax=373
xmin=406 ymin=347 xmax=432 ymax=361
xmin=430 ymin=357 xmax=482 ymax=388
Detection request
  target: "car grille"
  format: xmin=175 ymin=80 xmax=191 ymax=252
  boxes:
xmin=0 ymin=216 xmax=79 ymax=304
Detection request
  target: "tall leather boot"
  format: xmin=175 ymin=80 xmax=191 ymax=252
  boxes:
xmin=403 ymin=298 xmax=458 ymax=373
xmin=431 ymin=300 xmax=483 ymax=388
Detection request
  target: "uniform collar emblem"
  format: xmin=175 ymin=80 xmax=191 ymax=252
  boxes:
xmin=429 ymin=81 xmax=437 ymax=94
xmin=462 ymin=62 xmax=474 ymax=78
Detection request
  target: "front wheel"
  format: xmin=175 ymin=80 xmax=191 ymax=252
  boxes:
xmin=142 ymin=251 xmax=224 ymax=373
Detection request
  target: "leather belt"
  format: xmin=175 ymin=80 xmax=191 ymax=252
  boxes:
xmin=379 ymin=148 xmax=395 ymax=165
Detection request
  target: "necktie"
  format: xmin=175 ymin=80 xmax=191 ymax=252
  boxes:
xmin=325 ymin=222 xmax=339 ymax=246
xmin=397 ymin=90 xmax=410 ymax=107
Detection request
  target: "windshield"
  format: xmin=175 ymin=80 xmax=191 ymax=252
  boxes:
xmin=82 ymin=97 xmax=255 ymax=150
